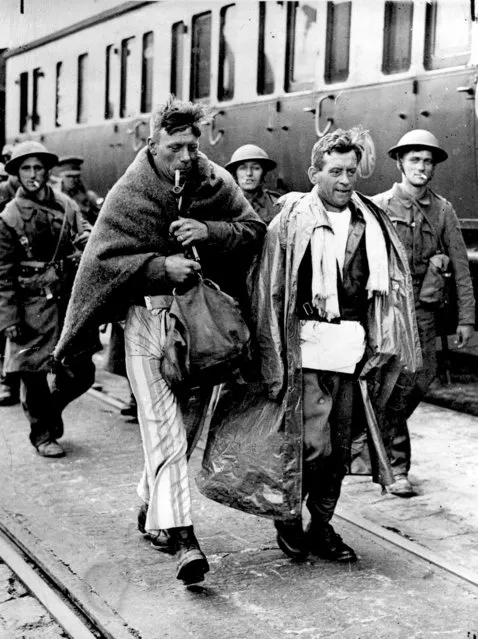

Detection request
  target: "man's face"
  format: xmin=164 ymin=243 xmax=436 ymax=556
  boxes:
xmin=148 ymin=127 xmax=199 ymax=181
xmin=399 ymin=149 xmax=434 ymax=188
xmin=18 ymin=156 xmax=47 ymax=194
xmin=62 ymin=175 xmax=81 ymax=190
xmin=236 ymin=161 xmax=264 ymax=193
xmin=308 ymin=150 xmax=358 ymax=212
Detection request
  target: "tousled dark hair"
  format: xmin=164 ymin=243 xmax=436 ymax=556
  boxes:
xmin=311 ymin=128 xmax=365 ymax=170
xmin=150 ymin=95 xmax=207 ymax=139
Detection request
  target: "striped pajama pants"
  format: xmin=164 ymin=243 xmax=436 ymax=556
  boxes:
xmin=124 ymin=305 xmax=192 ymax=532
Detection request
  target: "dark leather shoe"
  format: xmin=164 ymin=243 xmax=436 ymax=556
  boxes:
xmin=0 ymin=384 xmax=19 ymax=406
xmin=137 ymin=503 xmax=148 ymax=535
xmin=274 ymin=520 xmax=308 ymax=561
xmin=169 ymin=526 xmax=209 ymax=585
xmin=36 ymin=441 xmax=65 ymax=458
xmin=150 ymin=531 xmax=175 ymax=554
xmin=306 ymin=523 xmax=357 ymax=562
xmin=137 ymin=503 xmax=174 ymax=553
xmin=120 ymin=395 xmax=138 ymax=420
xmin=384 ymin=475 xmax=416 ymax=497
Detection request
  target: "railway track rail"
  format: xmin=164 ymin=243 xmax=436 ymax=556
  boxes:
xmin=1 ymin=498 xmax=477 ymax=639
xmin=1 ymin=387 xmax=477 ymax=638
xmin=0 ymin=509 xmax=135 ymax=639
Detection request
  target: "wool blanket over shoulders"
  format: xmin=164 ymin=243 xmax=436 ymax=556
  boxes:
xmin=54 ymin=148 xmax=265 ymax=361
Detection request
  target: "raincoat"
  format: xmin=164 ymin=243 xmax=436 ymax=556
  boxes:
xmin=197 ymin=190 xmax=421 ymax=520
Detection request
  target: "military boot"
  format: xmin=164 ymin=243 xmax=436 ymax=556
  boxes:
xmin=306 ymin=521 xmax=357 ymax=563
xmin=168 ymin=526 xmax=209 ymax=585
xmin=0 ymin=374 xmax=20 ymax=406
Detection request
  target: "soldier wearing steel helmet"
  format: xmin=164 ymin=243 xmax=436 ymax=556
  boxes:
xmin=373 ymin=129 xmax=475 ymax=497
xmin=225 ymin=144 xmax=281 ymax=224
xmin=0 ymin=163 xmax=8 ymax=183
xmin=0 ymin=145 xmax=20 ymax=214
xmin=0 ymin=141 xmax=94 ymax=458
xmin=1 ymin=143 xmax=14 ymax=165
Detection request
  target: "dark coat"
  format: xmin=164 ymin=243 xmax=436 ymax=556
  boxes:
xmin=54 ymin=148 xmax=266 ymax=361
xmin=0 ymin=188 xmax=86 ymax=371
xmin=252 ymin=189 xmax=421 ymax=497
xmin=246 ymin=187 xmax=281 ymax=225
xmin=60 ymin=181 xmax=102 ymax=226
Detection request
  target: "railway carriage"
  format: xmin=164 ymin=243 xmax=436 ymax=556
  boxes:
xmin=2 ymin=0 xmax=478 ymax=245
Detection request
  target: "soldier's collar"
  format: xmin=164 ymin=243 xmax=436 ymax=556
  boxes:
xmin=394 ymin=182 xmax=431 ymax=207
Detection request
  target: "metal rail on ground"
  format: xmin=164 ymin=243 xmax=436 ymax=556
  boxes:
xmin=336 ymin=506 xmax=478 ymax=589
xmin=0 ymin=528 xmax=100 ymax=639
xmin=0 ymin=507 xmax=134 ymax=639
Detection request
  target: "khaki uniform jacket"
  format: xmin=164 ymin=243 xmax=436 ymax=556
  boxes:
xmin=373 ymin=183 xmax=475 ymax=326
xmin=0 ymin=188 xmax=88 ymax=371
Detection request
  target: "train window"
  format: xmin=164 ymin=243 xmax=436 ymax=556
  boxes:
xmin=218 ymin=4 xmax=238 ymax=102
xmin=55 ymin=62 xmax=62 ymax=128
xmin=77 ymin=53 xmax=88 ymax=124
xmin=324 ymin=1 xmax=351 ymax=84
xmin=382 ymin=2 xmax=414 ymax=75
xmin=19 ymin=72 xmax=28 ymax=133
xmin=424 ymin=0 xmax=471 ymax=70
xmin=285 ymin=1 xmax=319 ymax=93
xmin=171 ymin=21 xmax=187 ymax=99
xmin=120 ymin=37 xmax=135 ymax=118
xmin=32 ymin=67 xmax=43 ymax=131
xmin=105 ymin=45 xmax=115 ymax=120
xmin=141 ymin=32 xmax=154 ymax=113
xmin=257 ymin=1 xmax=284 ymax=95
xmin=191 ymin=12 xmax=211 ymax=101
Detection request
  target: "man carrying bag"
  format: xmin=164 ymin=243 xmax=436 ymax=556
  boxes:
xmin=54 ymin=97 xmax=265 ymax=586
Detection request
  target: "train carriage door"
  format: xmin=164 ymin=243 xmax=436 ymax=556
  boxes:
xmin=415 ymin=0 xmax=477 ymax=220
xmin=318 ymin=1 xmax=417 ymax=197
xmin=280 ymin=0 xmax=322 ymax=191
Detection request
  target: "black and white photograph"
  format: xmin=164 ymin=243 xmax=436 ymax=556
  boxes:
xmin=0 ymin=1 xmax=477 ymax=637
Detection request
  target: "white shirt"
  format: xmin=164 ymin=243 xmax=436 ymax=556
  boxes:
xmin=327 ymin=207 xmax=351 ymax=274
xmin=301 ymin=207 xmax=365 ymax=373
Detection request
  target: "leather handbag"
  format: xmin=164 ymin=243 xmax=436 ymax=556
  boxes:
xmin=160 ymin=273 xmax=251 ymax=391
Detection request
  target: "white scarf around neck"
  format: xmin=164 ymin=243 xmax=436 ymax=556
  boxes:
xmin=309 ymin=188 xmax=389 ymax=321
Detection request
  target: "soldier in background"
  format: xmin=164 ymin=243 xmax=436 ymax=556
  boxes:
xmin=0 ymin=163 xmax=8 ymax=183
xmin=56 ymin=156 xmax=103 ymax=225
xmin=0 ymin=141 xmax=94 ymax=457
xmin=373 ymin=130 xmax=475 ymax=496
xmin=0 ymin=145 xmax=19 ymax=213
xmin=0 ymin=149 xmax=21 ymax=406
xmin=225 ymin=144 xmax=280 ymax=224
xmin=1 ymin=144 xmax=14 ymax=165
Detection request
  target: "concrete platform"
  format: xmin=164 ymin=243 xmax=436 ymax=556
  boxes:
xmin=0 ymin=371 xmax=477 ymax=637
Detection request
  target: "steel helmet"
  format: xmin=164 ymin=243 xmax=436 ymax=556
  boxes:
xmin=225 ymin=144 xmax=277 ymax=174
xmin=5 ymin=141 xmax=58 ymax=175
xmin=2 ymin=143 xmax=15 ymax=159
xmin=388 ymin=129 xmax=448 ymax=163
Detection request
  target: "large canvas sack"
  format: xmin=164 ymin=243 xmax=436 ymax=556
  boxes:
xmin=160 ymin=276 xmax=251 ymax=391
xmin=196 ymin=382 xmax=302 ymax=521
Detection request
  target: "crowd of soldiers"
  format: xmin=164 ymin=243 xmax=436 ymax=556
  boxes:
xmin=0 ymin=97 xmax=474 ymax=587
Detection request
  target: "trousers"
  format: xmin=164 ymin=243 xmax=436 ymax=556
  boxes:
xmin=302 ymin=369 xmax=355 ymax=525
xmin=124 ymin=305 xmax=192 ymax=532
xmin=20 ymin=355 xmax=95 ymax=447
xmin=384 ymin=305 xmax=437 ymax=477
